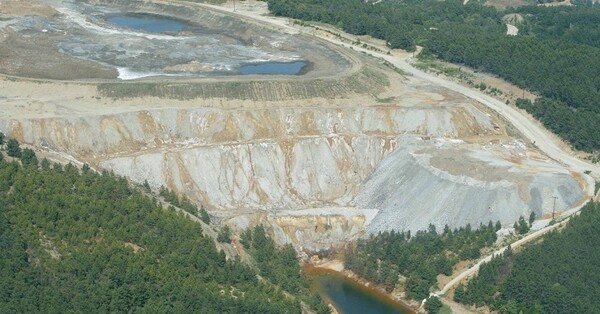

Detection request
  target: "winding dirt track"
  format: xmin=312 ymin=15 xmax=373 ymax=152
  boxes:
xmin=436 ymin=217 xmax=568 ymax=295
xmin=195 ymin=0 xmax=600 ymax=177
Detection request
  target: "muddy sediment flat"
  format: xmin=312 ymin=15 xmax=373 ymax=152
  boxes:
xmin=0 ymin=0 xmax=351 ymax=80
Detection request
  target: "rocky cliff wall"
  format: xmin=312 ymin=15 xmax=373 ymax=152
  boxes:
xmin=0 ymin=76 xmax=589 ymax=249
xmin=357 ymin=138 xmax=586 ymax=234
xmin=3 ymin=103 xmax=493 ymax=211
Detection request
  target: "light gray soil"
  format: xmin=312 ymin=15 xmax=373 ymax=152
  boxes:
xmin=0 ymin=0 xmax=351 ymax=80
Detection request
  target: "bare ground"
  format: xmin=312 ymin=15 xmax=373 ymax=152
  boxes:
xmin=0 ymin=0 xmax=354 ymax=82
xmin=0 ymin=0 xmax=58 ymax=17
xmin=0 ymin=31 xmax=118 ymax=80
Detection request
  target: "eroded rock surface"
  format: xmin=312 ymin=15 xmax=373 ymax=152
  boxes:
xmin=0 ymin=0 xmax=591 ymax=250
xmin=358 ymin=137 xmax=586 ymax=234
xmin=5 ymin=88 xmax=496 ymax=211
xmin=1 ymin=75 xmax=589 ymax=250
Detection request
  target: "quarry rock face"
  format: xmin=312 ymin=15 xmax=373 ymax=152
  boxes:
xmin=1 ymin=81 xmax=589 ymax=250
xmin=0 ymin=0 xmax=591 ymax=250
xmin=8 ymin=101 xmax=494 ymax=210
xmin=357 ymin=138 xmax=586 ymax=234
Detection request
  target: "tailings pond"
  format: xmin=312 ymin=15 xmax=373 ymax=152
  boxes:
xmin=307 ymin=268 xmax=413 ymax=314
xmin=101 ymin=13 xmax=306 ymax=78
xmin=240 ymin=61 xmax=306 ymax=75
xmin=107 ymin=14 xmax=187 ymax=33
xmin=2 ymin=1 xmax=352 ymax=80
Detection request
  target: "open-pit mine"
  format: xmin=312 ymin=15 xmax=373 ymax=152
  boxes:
xmin=0 ymin=0 xmax=592 ymax=251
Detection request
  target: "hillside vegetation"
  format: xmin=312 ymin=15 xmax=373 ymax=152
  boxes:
xmin=268 ymin=0 xmax=600 ymax=152
xmin=345 ymin=222 xmax=500 ymax=300
xmin=454 ymin=202 xmax=600 ymax=313
xmin=0 ymin=139 xmax=325 ymax=313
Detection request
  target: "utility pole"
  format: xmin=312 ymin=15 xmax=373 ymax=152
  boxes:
xmin=552 ymin=196 xmax=558 ymax=220
xmin=233 ymin=0 xmax=236 ymax=12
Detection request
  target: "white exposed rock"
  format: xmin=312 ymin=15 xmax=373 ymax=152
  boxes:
xmin=357 ymin=137 xmax=585 ymax=234
xmin=0 ymin=69 xmax=589 ymax=249
xmin=506 ymin=24 xmax=519 ymax=36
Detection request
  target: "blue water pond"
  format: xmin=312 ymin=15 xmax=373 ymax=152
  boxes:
xmin=108 ymin=14 xmax=187 ymax=33
xmin=313 ymin=273 xmax=408 ymax=314
xmin=107 ymin=14 xmax=307 ymax=76
xmin=240 ymin=61 xmax=306 ymax=75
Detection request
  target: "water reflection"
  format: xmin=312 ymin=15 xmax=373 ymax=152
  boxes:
xmin=309 ymin=270 xmax=411 ymax=314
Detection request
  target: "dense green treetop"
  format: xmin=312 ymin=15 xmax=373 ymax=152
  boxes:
xmin=456 ymin=202 xmax=600 ymax=313
xmin=0 ymin=144 xmax=321 ymax=313
xmin=345 ymin=222 xmax=499 ymax=300
xmin=268 ymin=0 xmax=600 ymax=151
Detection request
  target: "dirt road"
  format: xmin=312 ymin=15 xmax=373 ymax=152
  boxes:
xmin=194 ymin=0 xmax=600 ymax=179
xmin=384 ymin=59 xmax=600 ymax=177
xmin=436 ymin=214 xmax=571 ymax=295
